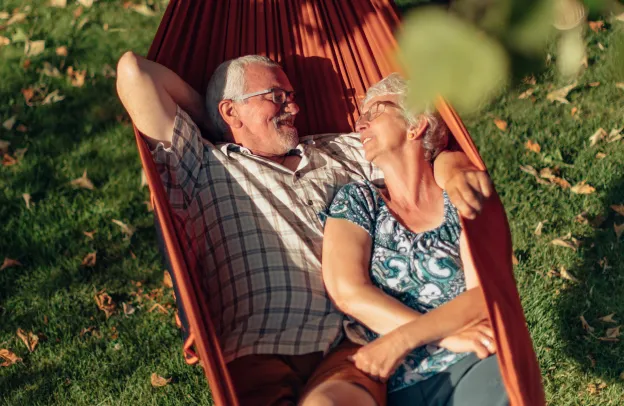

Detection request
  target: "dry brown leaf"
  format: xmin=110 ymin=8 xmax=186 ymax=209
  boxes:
xmin=525 ymin=140 xmax=541 ymax=153
xmin=7 ymin=12 xmax=26 ymax=26
xmin=2 ymin=116 xmax=16 ymax=130
xmin=559 ymin=267 xmax=579 ymax=283
xmin=2 ymin=154 xmax=17 ymax=166
xmin=130 ymin=4 xmax=157 ymax=17
xmin=22 ymin=59 xmax=31 ymax=70
xmin=41 ymin=90 xmax=65 ymax=105
xmin=148 ymin=303 xmax=169 ymax=315
xmin=588 ymin=81 xmax=600 ymax=87
xmin=83 ymin=230 xmax=96 ymax=239
xmin=493 ymin=119 xmax=507 ymax=131
xmin=22 ymin=193 xmax=31 ymax=210
xmin=534 ymin=221 xmax=544 ymax=236
xmin=0 ymin=11 xmax=9 ymax=19
xmin=163 ymin=271 xmax=173 ymax=288
xmin=512 ymin=254 xmax=519 ymax=266
xmin=587 ymin=383 xmax=597 ymax=394
xmin=0 ymin=139 xmax=9 ymax=155
xmin=575 ymin=212 xmax=589 ymax=224
xmin=140 ymin=169 xmax=148 ymax=188
xmin=16 ymin=328 xmax=39 ymax=352
xmin=607 ymin=128 xmax=622 ymax=143
xmin=599 ymin=313 xmax=617 ymax=324
xmin=112 ymin=219 xmax=135 ymax=239
xmin=519 ymin=165 xmax=550 ymax=185
xmin=73 ymin=6 xmax=83 ymax=19
xmin=1 ymin=258 xmax=22 ymax=271
xmin=615 ymin=223 xmax=624 ymax=240
xmin=571 ymin=181 xmax=596 ymax=195
xmin=143 ymin=200 xmax=154 ymax=212
xmin=15 ymin=148 xmax=27 ymax=160
xmin=150 ymin=373 xmax=171 ymax=387
xmin=546 ymin=82 xmax=578 ymax=104
xmin=595 ymin=152 xmax=606 ymax=159
xmin=617 ymin=83 xmax=624 ymax=90
xmin=570 ymin=107 xmax=578 ymax=116
xmin=21 ymin=88 xmax=35 ymax=104
xmin=50 ymin=0 xmax=67 ymax=7
xmin=41 ymin=62 xmax=61 ymax=77
xmin=78 ymin=0 xmax=94 ymax=7
xmin=55 ymin=46 xmax=68 ymax=56
xmin=550 ymin=236 xmax=579 ymax=251
xmin=597 ymin=42 xmax=605 ymax=51
xmin=611 ymin=205 xmax=624 ymax=216
xmin=605 ymin=326 xmax=620 ymax=339
xmin=122 ymin=302 xmax=136 ymax=316
xmin=16 ymin=124 xmax=27 ymax=133
xmin=588 ymin=21 xmax=604 ymax=32
xmin=70 ymin=170 xmax=94 ymax=190
xmin=0 ymin=35 xmax=9 ymax=46
xmin=24 ymin=40 xmax=45 ymax=57
xmin=94 ymin=290 xmax=116 ymax=319
xmin=0 ymin=349 xmax=22 ymax=367
xmin=589 ymin=128 xmax=607 ymax=146
xmin=518 ymin=88 xmax=534 ymax=99
xmin=81 ymin=251 xmax=97 ymax=267
xmin=580 ymin=315 xmax=595 ymax=333
xmin=67 ymin=67 xmax=87 ymax=87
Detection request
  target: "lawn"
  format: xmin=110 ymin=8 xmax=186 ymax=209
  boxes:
xmin=1 ymin=1 xmax=623 ymax=405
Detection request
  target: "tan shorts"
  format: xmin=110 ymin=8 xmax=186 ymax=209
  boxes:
xmin=227 ymin=340 xmax=386 ymax=406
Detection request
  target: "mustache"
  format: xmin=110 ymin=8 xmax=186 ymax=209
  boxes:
xmin=273 ymin=113 xmax=295 ymax=126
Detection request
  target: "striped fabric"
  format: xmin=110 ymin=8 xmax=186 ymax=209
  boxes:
xmin=152 ymin=106 xmax=382 ymax=362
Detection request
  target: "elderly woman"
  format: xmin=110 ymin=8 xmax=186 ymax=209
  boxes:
xmin=304 ymin=74 xmax=509 ymax=406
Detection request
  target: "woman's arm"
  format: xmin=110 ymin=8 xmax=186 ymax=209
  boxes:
xmin=116 ymin=51 xmax=209 ymax=148
xmin=322 ymin=218 xmax=423 ymax=335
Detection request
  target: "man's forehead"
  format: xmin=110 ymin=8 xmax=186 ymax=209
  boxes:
xmin=245 ymin=64 xmax=293 ymax=91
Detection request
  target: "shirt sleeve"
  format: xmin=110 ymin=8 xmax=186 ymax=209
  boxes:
xmin=319 ymin=181 xmax=378 ymax=237
xmin=150 ymin=105 xmax=211 ymax=208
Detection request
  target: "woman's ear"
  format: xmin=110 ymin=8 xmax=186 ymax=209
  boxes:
xmin=218 ymin=100 xmax=243 ymax=129
xmin=407 ymin=115 xmax=429 ymax=141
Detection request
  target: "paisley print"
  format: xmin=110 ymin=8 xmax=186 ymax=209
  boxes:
xmin=320 ymin=181 xmax=469 ymax=393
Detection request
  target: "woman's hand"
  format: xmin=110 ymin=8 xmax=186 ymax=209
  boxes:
xmin=349 ymin=329 xmax=412 ymax=382
xmin=445 ymin=169 xmax=493 ymax=220
xmin=436 ymin=321 xmax=496 ymax=359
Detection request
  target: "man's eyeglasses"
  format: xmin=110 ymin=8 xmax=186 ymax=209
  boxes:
xmin=232 ymin=87 xmax=296 ymax=105
xmin=355 ymin=101 xmax=402 ymax=127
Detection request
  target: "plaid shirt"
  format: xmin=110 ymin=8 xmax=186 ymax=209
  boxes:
xmin=152 ymin=107 xmax=382 ymax=363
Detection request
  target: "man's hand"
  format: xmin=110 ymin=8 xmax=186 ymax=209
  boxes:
xmin=436 ymin=321 xmax=496 ymax=359
xmin=445 ymin=169 xmax=493 ymax=220
xmin=349 ymin=329 xmax=412 ymax=382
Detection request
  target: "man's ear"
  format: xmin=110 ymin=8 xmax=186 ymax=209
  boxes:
xmin=407 ymin=115 xmax=428 ymax=141
xmin=218 ymin=100 xmax=243 ymax=129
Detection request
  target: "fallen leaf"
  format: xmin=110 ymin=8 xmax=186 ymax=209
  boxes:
xmin=525 ymin=140 xmax=541 ymax=153
xmin=546 ymin=82 xmax=578 ymax=104
xmin=539 ymin=168 xmax=571 ymax=189
xmin=21 ymin=88 xmax=35 ymax=104
xmin=571 ymin=181 xmax=596 ymax=195
xmin=493 ymin=119 xmax=507 ymax=131
xmin=550 ymin=236 xmax=579 ymax=251
xmin=143 ymin=200 xmax=154 ymax=212
xmin=130 ymin=4 xmax=156 ymax=17
xmin=580 ymin=315 xmax=595 ymax=333
xmin=0 ymin=139 xmax=9 ymax=155
xmin=597 ymin=42 xmax=604 ymax=51
xmin=0 ymin=349 xmax=22 ymax=367
xmin=617 ymin=83 xmax=624 ymax=90
xmin=588 ymin=81 xmax=600 ymax=87
xmin=81 ymin=252 xmax=97 ymax=267
xmin=55 ymin=46 xmax=68 ymax=56
xmin=73 ymin=6 xmax=83 ymax=19
xmin=24 ymin=40 xmax=45 ymax=57
xmin=41 ymin=62 xmax=61 ymax=77
xmin=103 ymin=23 xmax=109 ymax=31
xmin=1 ymin=258 xmax=22 ymax=271
xmin=76 ymin=16 xmax=89 ymax=31
xmin=519 ymin=165 xmax=550 ymax=185
xmin=599 ymin=313 xmax=617 ymax=323
xmin=588 ymin=21 xmax=604 ymax=32
xmin=604 ymin=326 xmax=620 ymax=339
xmin=518 ymin=88 xmax=534 ymax=99
xmin=77 ymin=0 xmax=94 ymax=7
xmin=511 ymin=254 xmax=519 ymax=266
xmin=607 ymin=128 xmax=622 ymax=143
xmin=70 ymin=170 xmax=94 ymax=190
xmin=16 ymin=329 xmax=39 ymax=352
xmin=7 ymin=12 xmax=26 ymax=26
xmin=0 ymin=11 xmax=9 ymax=19
xmin=83 ymin=230 xmax=96 ymax=239
xmin=22 ymin=59 xmax=31 ymax=69
xmin=14 ymin=148 xmax=27 ymax=160
xmin=587 ymin=383 xmax=597 ymax=394
xmin=570 ymin=107 xmax=578 ymax=116
xmin=94 ymin=290 xmax=116 ymax=319
xmin=611 ymin=205 xmax=624 ymax=216
xmin=595 ymin=152 xmax=606 ymax=159
xmin=41 ymin=90 xmax=65 ymax=105
xmin=615 ymin=223 xmax=624 ymax=240
xmin=50 ymin=0 xmax=67 ymax=7
xmin=122 ymin=302 xmax=136 ymax=316
xmin=16 ymin=124 xmax=27 ymax=133
xmin=0 ymin=35 xmax=9 ymax=46
xmin=22 ymin=193 xmax=31 ymax=209
xmin=140 ymin=169 xmax=148 ymax=188
xmin=150 ymin=373 xmax=171 ymax=387
xmin=559 ymin=266 xmax=579 ymax=282
xmin=112 ymin=219 xmax=135 ymax=239
xmin=2 ymin=154 xmax=17 ymax=166
xmin=163 ymin=271 xmax=173 ymax=288
xmin=534 ymin=221 xmax=544 ymax=236
xmin=148 ymin=303 xmax=169 ymax=314
xmin=589 ymin=128 xmax=607 ymax=146
xmin=67 ymin=67 xmax=86 ymax=87
xmin=2 ymin=116 xmax=16 ymax=130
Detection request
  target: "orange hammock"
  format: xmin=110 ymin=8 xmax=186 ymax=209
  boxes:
xmin=135 ymin=1 xmax=545 ymax=405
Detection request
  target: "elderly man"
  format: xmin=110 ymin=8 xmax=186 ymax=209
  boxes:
xmin=116 ymin=53 xmax=492 ymax=406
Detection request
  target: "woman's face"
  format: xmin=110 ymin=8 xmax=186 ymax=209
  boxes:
xmin=356 ymin=94 xmax=410 ymax=163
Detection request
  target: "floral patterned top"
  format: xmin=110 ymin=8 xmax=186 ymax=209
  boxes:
xmin=320 ymin=180 xmax=469 ymax=393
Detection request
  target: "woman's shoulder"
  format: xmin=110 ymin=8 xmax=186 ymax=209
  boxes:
xmin=336 ymin=180 xmax=382 ymax=202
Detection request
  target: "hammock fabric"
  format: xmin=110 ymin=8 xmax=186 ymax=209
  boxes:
xmin=135 ymin=1 xmax=545 ymax=405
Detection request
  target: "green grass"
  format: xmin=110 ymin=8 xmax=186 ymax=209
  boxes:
xmin=1 ymin=1 xmax=624 ymax=405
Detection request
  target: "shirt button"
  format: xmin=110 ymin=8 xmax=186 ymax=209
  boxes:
xmin=306 ymin=200 xmax=313 ymax=206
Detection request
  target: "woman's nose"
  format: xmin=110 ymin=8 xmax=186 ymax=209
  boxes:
xmin=355 ymin=118 xmax=368 ymax=133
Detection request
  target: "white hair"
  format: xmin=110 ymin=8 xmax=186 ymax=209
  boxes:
xmin=206 ymin=55 xmax=280 ymax=140
xmin=363 ymin=73 xmax=449 ymax=162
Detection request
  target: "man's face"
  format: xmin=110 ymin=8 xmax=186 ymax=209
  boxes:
xmin=234 ymin=64 xmax=300 ymax=155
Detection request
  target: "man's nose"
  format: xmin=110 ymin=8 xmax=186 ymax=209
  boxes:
xmin=284 ymin=100 xmax=299 ymax=115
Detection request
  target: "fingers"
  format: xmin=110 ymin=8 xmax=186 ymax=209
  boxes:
xmin=447 ymin=171 xmax=494 ymax=220
xmin=477 ymin=172 xmax=494 ymax=199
